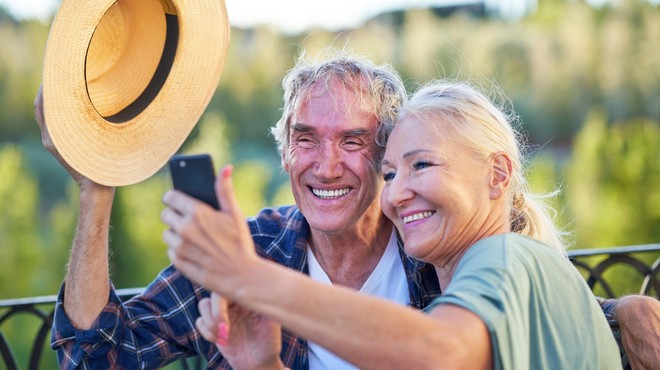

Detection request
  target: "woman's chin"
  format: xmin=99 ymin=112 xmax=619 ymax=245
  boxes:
xmin=403 ymin=239 xmax=432 ymax=262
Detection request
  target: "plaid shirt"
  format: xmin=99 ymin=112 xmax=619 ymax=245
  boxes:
xmin=51 ymin=205 xmax=442 ymax=369
xmin=598 ymin=298 xmax=630 ymax=370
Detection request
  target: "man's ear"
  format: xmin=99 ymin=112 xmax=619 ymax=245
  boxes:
xmin=489 ymin=152 xmax=512 ymax=200
xmin=282 ymin=150 xmax=290 ymax=173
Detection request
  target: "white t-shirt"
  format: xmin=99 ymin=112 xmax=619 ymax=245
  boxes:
xmin=306 ymin=230 xmax=409 ymax=370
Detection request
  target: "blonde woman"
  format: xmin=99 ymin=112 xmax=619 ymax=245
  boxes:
xmin=165 ymin=79 xmax=625 ymax=369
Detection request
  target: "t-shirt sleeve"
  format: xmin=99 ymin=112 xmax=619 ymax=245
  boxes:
xmin=423 ymin=240 xmax=527 ymax=370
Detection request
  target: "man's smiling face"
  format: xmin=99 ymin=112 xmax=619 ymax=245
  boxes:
xmin=283 ymin=80 xmax=383 ymax=235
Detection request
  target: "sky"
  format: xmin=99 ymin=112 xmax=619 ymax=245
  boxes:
xmin=0 ymin=0 xmax=528 ymax=34
xmin=1 ymin=0 xmax=641 ymax=33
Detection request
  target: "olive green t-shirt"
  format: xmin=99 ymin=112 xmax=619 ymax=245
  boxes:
xmin=425 ymin=233 xmax=621 ymax=370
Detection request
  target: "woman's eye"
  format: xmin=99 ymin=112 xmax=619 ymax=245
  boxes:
xmin=413 ymin=161 xmax=432 ymax=170
xmin=383 ymin=171 xmax=395 ymax=182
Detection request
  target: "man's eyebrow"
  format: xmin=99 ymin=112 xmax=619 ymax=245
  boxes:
xmin=345 ymin=129 xmax=370 ymax=136
xmin=291 ymin=123 xmax=312 ymax=132
xmin=290 ymin=125 xmax=370 ymax=137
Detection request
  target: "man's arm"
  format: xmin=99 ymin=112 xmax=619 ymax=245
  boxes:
xmin=63 ymin=183 xmax=114 ymax=328
xmin=36 ymin=86 xmax=219 ymax=369
xmin=35 ymin=85 xmax=115 ymax=329
xmin=51 ymin=267 xmax=216 ymax=369
xmin=603 ymin=295 xmax=660 ymax=370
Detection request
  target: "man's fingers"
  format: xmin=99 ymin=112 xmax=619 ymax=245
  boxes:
xmin=34 ymin=84 xmax=54 ymax=150
xmin=34 ymin=85 xmax=45 ymax=129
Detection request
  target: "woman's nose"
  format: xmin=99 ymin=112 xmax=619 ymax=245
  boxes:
xmin=385 ymin=173 xmax=414 ymax=208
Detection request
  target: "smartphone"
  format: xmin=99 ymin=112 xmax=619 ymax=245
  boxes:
xmin=168 ymin=154 xmax=220 ymax=209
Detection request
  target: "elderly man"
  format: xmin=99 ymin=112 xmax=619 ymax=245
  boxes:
xmin=37 ymin=54 xmax=658 ymax=369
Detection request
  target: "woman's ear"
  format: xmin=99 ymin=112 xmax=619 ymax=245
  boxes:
xmin=489 ymin=152 xmax=512 ymax=200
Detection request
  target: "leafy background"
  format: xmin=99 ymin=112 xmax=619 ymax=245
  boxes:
xmin=1 ymin=0 xmax=659 ymax=367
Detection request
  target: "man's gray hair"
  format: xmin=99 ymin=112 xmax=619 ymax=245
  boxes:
xmin=270 ymin=52 xmax=407 ymax=168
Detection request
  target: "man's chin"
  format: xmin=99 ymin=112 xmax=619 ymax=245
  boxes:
xmin=306 ymin=220 xmax=347 ymax=235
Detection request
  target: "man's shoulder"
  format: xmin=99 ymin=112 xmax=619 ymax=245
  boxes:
xmin=248 ymin=204 xmax=303 ymax=233
xmin=247 ymin=205 xmax=310 ymax=265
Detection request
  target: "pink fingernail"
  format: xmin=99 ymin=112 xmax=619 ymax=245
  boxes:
xmin=221 ymin=165 xmax=233 ymax=179
xmin=217 ymin=322 xmax=229 ymax=345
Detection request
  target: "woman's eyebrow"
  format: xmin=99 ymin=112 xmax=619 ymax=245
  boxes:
xmin=382 ymin=149 xmax=434 ymax=167
xmin=403 ymin=149 xmax=433 ymax=159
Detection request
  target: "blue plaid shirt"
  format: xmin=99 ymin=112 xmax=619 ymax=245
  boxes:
xmin=51 ymin=205 xmax=442 ymax=369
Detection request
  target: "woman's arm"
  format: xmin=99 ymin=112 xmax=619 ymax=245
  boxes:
xmin=163 ymin=166 xmax=491 ymax=370
xmin=236 ymin=258 xmax=491 ymax=370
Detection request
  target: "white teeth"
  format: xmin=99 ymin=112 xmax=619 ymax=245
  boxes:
xmin=403 ymin=211 xmax=435 ymax=224
xmin=312 ymin=187 xmax=351 ymax=199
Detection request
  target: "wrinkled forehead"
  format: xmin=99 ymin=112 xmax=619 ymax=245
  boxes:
xmin=293 ymin=78 xmax=379 ymax=126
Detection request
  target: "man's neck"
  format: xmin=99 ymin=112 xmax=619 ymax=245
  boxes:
xmin=308 ymin=215 xmax=393 ymax=290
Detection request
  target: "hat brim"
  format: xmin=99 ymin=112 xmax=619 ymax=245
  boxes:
xmin=43 ymin=0 xmax=230 ymax=186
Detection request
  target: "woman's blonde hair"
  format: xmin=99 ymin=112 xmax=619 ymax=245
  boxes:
xmin=378 ymin=80 xmax=570 ymax=252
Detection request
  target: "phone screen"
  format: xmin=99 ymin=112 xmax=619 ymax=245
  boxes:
xmin=169 ymin=154 xmax=220 ymax=209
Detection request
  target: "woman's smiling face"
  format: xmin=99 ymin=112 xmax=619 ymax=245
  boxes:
xmin=380 ymin=115 xmax=498 ymax=265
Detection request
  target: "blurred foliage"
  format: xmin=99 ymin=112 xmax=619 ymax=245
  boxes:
xmin=565 ymin=110 xmax=660 ymax=297
xmin=567 ymin=110 xmax=660 ymax=248
xmin=0 ymin=145 xmax=43 ymax=297
xmin=0 ymin=0 xmax=656 ymax=295
xmin=1 ymin=2 xmax=659 ymax=366
xmin=0 ymin=0 xmax=660 ymax=368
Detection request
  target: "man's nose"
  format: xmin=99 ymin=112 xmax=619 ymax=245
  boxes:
xmin=313 ymin=143 xmax=344 ymax=180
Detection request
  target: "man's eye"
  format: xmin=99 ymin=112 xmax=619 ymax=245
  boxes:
xmin=383 ymin=171 xmax=395 ymax=182
xmin=344 ymin=140 xmax=363 ymax=150
xmin=296 ymin=137 xmax=315 ymax=148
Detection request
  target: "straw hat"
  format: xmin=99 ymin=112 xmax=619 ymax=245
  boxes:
xmin=42 ymin=0 xmax=230 ymax=186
